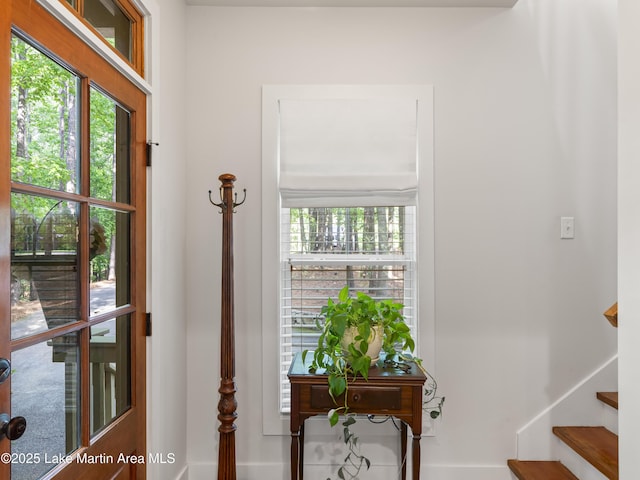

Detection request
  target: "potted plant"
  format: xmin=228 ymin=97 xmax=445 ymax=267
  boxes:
xmin=302 ymin=285 xmax=441 ymax=480
xmin=305 ymin=285 xmax=415 ymax=420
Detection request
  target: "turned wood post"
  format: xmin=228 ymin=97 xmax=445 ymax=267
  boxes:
xmin=210 ymin=173 xmax=245 ymax=480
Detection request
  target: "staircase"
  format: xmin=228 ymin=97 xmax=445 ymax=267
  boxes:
xmin=508 ymin=304 xmax=619 ymax=480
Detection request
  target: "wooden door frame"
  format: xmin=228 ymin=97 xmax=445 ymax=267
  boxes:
xmin=0 ymin=1 xmax=147 ymax=478
xmin=0 ymin=1 xmax=12 ymax=476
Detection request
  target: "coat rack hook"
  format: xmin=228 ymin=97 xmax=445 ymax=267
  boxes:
xmin=208 ymin=187 xmax=225 ymax=212
xmin=233 ymin=189 xmax=247 ymax=211
xmin=210 ymin=174 xmax=246 ymax=213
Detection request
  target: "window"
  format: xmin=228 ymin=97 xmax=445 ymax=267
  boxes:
xmin=262 ymin=85 xmax=435 ymax=434
xmin=279 ymin=206 xmax=416 ymax=413
xmin=59 ymin=0 xmax=144 ymax=75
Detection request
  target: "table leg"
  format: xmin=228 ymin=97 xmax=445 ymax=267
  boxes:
xmin=412 ymin=433 xmax=421 ymax=480
xmin=291 ymin=422 xmax=305 ymax=480
xmin=299 ymin=422 xmax=305 ymax=480
xmin=400 ymin=422 xmax=407 ymax=480
xmin=291 ymin=429 xmax=300 ymax=480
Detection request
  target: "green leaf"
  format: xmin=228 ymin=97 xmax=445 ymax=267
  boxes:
xmin=351 ymin=356 xmax=370 ymax=379
xmin=405 ymin=337 xmax=415 ymax=352
xmin=395 ymin=322 xmax=410 ymax=333
xmin=328 ymin=373 xmax=346 ymax=398
xmin=329 ymin=409 xmax=340 ymax=427
xmin=333 ymin=314 xmax=348 ymax=338
xmin=342 ymin=416 xmax=356 ymax=427
xmin=338 ymin=285 xmax=349 ymax=303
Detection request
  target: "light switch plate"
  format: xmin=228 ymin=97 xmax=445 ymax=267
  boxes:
xmin=561 ymin=216 xmax=575 ymax=239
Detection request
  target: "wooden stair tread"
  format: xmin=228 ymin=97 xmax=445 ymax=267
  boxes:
xmin=553 ymin=426 xmax=618 ymax=480
xmin=507 ymin=459 xmax=578 ymax=479
xmin=597 ymin=391 xmax=619 ymax=410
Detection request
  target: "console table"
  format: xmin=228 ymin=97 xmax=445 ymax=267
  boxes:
xmin=287 ymin=353 xmax=427 ymax=480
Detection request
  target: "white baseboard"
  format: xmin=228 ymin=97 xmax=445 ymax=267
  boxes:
xmin=187 ymin=463 xmax=284 ymax=480
xmin=187 ymin=462 xmax=511 ymax=480
xmin=184 ymin=463 xmax=212 ymax=480
xmin=422 ymin=464 xmax=512 ymax=480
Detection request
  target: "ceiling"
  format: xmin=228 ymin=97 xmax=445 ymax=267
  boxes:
xmin=186 ymin=0 xmax=517 ymax=7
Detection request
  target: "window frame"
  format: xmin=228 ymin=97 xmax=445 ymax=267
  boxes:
xmin=261 ymin=85 xmax=435 ymax=435
xmin=58 ymin=0 xmax=145 ymax=76
xmin=36 ymin=0 xmax=150 ymax=94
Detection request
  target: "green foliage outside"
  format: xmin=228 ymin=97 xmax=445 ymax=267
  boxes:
xmin=289 ymin=206 xmax=406 ymax=255
xmin=10 ymin=34 xmax=124 ymax=287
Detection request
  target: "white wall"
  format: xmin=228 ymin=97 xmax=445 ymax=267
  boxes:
xmin=618 ymin=0 xmax=640 ymax=478
xmin=146 ymin=0 xmax=189 ymax=479
xmin=184 ymin=1 xmax=617 ymax=478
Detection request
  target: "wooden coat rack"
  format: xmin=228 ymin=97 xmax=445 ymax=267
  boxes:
xmin=209 ymin=173 xmax=246 ymax=480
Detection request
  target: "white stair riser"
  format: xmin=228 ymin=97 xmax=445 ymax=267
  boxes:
xmin=601 ymin=403 xmax=618 ymax=435
xmin=554 ymin=436 xmax=609 ymax=480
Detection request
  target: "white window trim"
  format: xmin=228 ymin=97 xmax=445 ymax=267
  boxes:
xmin=261 ymin=85 xmax=435 ymax=436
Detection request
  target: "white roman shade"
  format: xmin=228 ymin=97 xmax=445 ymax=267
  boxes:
xmin=278 ymin=96 xmax=419 ymax=207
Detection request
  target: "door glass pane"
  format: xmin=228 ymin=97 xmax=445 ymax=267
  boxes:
xmin=90 ymin=207 xmax=130 ymax=314
xmin=90 ymin=315 xmax=130 ymax=435
xmin=10 ymin=35 xmax=80 ymax=193
xmin=11 ymin=194 xmax=80 ymax=340
xmin=84 ymin=0 xmax=132 ymax=61
xmin=90 ymin=86 xmax=130 ymax=204
xmin=11 ymin=333 xmax=80 ymax=480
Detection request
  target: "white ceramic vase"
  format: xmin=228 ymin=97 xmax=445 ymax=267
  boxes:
xmin=340 ymin=325 xmax=383 ymax=366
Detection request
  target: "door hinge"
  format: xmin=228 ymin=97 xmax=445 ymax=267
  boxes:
xmin=145 ymin=312 xmax=152 ymax=337
xmin=146 ymin=141 xmax=159 ymax=167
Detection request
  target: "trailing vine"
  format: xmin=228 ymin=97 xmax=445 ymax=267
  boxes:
xmin=317 ymin=356 xmax=445 ymax=480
